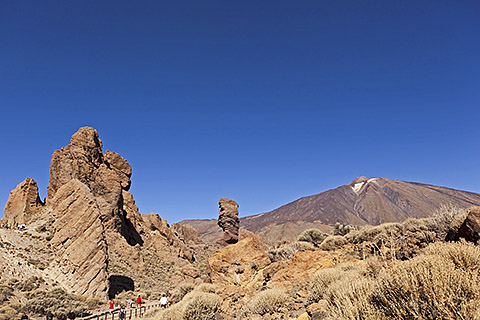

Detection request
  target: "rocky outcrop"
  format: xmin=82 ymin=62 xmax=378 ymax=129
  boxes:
xmin=208 ymin=231 xmax=270 ymax=288
xmin=458 ymin=207 xmax=480 ymax=244
xmin=2 ymin=127 xmax=202 ymax=300
xmin=47 ymin=179 xmax=109 ymax=298
xmin=3 ymin=177 xmax=43 ymax=226
xmin=217 ymin=198 xmax=240 ymax=245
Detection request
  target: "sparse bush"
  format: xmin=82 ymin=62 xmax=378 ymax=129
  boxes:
xmin=319 ymin=235 xmax=347 ymax=251
xmin=427 ymin=204 xmax=466 ymax=239
xmin=194 ymin=283 xmax=217 ymax=294
xmin=183 ymin=292 xmax=222 ymax=320
xmin=298 ymin=229 xmax=327 ymax=247
xmin=172 ymin=283 xmax=195 ymax=302
xmin=155 ymin=289 xmax=222 ymax=320
xmin=334 ymin=223 xmax=356 ymax=236
xmin=268 ymin=241 xmax=315 ymax=262
xmin=346 ymin=223 xmax=402 ymax=244
xmin=0 ymin=306 xmax=18 ymax=320
xmin=317 ymin=241 xmax=480 ymax=320
xmin=16 ymin=276 xmax=44 ymax=292
xmin=307 ymin=263 xmax=366 ymax=305
xmin=22 ymin=288 xmax=86 ymax=319
xmin=0 ymin=285 xmax=13 ymax=302
xmin=241 ymin=289 xmax=289 ymax=316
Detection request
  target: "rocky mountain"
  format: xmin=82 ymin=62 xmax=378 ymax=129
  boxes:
xmin=182 ymin=176 xmax=480 ymax=244
xmin=1 ymin=127 xmax=207 ymax=301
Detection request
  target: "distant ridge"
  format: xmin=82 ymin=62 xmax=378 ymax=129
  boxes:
xmin=181 ymin=177 xmax=480 ymax=244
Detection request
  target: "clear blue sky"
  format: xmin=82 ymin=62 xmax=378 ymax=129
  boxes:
xmin=1 ymin=1 xmax=479 ymax=223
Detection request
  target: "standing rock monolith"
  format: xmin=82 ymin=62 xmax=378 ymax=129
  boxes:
xmin=217 ymin=198 xmax=240 ymax=245
xmin=3 ymin=177 xmax=43 ymax=226
xmin=458 ymin=207 xmax=480 ymax=244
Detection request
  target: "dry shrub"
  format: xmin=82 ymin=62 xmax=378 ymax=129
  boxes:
xmin=171 ymin=283 xmax=195 ymax=302
xmin=319 ymin=235 xmax=347 ymax=251
xmin=334 ymin=223 xmax=356 ymax=236
xmin=298 ymin=229 xmax=327 ymax=247
xmin=268 ymin=241 xmax=314 ymax=262
xmin=241 ymin=289 xmax=289 ymax=316
xmin=193 ymin=283 xmax=217 ymax=294
xmin=22 ymin=288 xmax=86 ymax=319
xmin=0 ymin=285 xmax=13 ymax=302
xmin=183 ymin=292 xmax=222 ymax=320
xmin=307 ymin=263 xmax=366 ymax=305
xmin=155 ymin=285 xmax=222 ymax=320
xmin=372 ymin=244 xmax=480 ymax=319
xmin=346 ymin=223 xmax=402 ymax=244
xmin=0 ymin=306 xmax=17 ymax=320
xmin=427 ymin=204 xmax=466 ymax=239
xmin=317 ymin=241 xmax=480 ymax=320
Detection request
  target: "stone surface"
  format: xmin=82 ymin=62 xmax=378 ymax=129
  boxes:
xmin=217 ymin=198 xmax=240 ymax=245
xmin=208 ymin=230 xmax=271 ymax=288
xmin=3 ymin=177 xmax=43 ymax=226
xmin=47 ymin=179 xmax=109 ymax=298
xmin=458 ymin=208 xmax=480 ymax=244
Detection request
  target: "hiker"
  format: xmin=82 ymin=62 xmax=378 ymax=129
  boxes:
xmin=20 ymin=313 xmax=29 ymax=320
xmin=126 ymin=298 xmax=133 ymax=308
xmin=136 ymin=295 xmax=141 ymax=308
xmin=46 ymin=311 xmax=54 ymax=320
xmin=119 ymin=307 xmax=126 ymax=320
xmin=109 ymin=300 xmax=114 ymax=313
xmin=160 ymin=294 xmax=168 ymax=308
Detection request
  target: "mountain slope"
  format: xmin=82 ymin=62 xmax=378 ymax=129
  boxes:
xmin=182 ymin=177 xmax=480 ymax=244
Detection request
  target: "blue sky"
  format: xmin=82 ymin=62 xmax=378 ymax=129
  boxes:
xmin=1 ymin=1 xmax=479 ymax=223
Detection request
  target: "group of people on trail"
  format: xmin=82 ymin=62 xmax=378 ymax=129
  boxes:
xmin=109 ymin=295 xmax=142 ymax=312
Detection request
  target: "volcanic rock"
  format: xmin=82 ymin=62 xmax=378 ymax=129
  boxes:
xmin=47 ymin=179 xmax=109 ymax=297
xmin=458 ymin=207 xmax=480 ymax=244
xmin=217 ymin=198 xmax=240 ymax=245
xmin=3 ymin=177 xmax=43 ymax=226
xmin=2 ymin=127 xmax=202 ymax=300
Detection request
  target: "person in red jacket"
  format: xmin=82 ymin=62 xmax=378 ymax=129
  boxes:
xmin=109 ymin=300 xmax=114 ymax=313
xmin=136 ymin=295 xmax=141 ymax=308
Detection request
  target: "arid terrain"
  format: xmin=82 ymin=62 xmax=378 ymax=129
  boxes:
xmin=1 ymin=127 xmax=480 ymax=320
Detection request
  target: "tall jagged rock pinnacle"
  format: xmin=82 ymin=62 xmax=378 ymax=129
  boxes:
xmin=3 ymin=177 xmax=43 ymax=226
xmin=217 ymin=198 xmax=240 ymax=245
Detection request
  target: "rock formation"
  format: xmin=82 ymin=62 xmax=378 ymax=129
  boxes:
xmin=3 ymin=177 xmax=43 ymax=226
xmin=2 ymin=127 xmax=202 ymax=300
xmin=217 ymin=198 xmax=240 ymax=245
xmin=458 ymin=207 xmax=480 ymax=244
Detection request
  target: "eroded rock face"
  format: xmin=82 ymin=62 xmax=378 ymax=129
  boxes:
xmin=47 ymin=127 xmax=138 ymax=243
xmin=3 ymin=177 xmax=43 ymax=225
xmin=48 ymin=179 xmax=109 ymax=298
xmin=217 ymin=198 xmax=240 ymax=245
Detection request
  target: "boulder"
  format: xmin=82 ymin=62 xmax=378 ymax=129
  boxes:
xmin=458 ymin=207 xmax=480 ymax=244
xmin=217 ymin=198 xmax=240 ymax=245
xmin=3 ymin=177 xmax=43 ymax=226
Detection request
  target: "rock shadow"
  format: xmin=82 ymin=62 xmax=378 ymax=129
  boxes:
xmin=121 ymin=216 xmax=144 ymax=246
xmin=108 ymin=275 xmax=134 ymax=299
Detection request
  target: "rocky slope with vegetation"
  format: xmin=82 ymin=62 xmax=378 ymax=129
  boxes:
xmin=0 ymin=127 xmax=209 ymax=319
